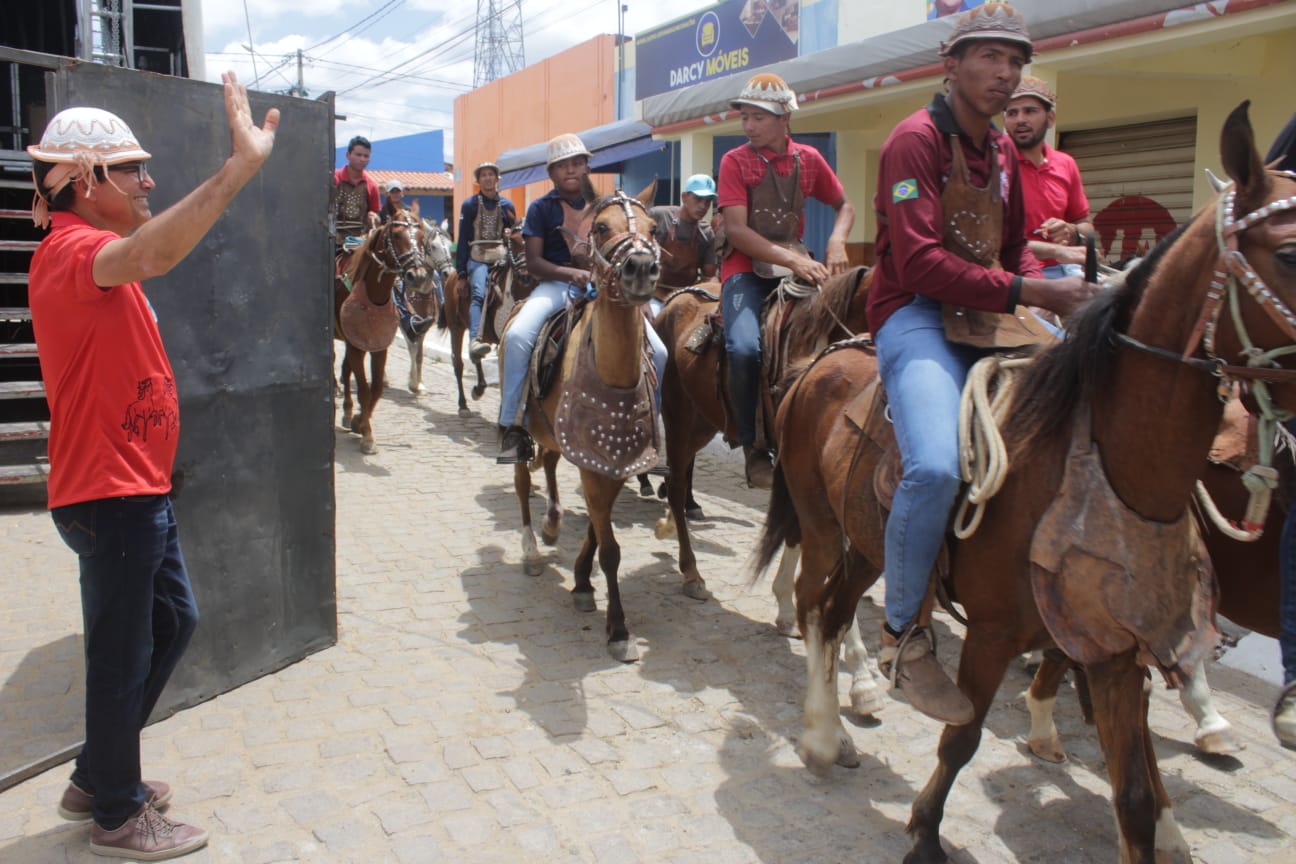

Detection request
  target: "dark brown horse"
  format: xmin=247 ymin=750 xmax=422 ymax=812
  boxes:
xmin=1026 ymin=456 xmax=1285 ymax=760
xmin=508 ymin=182 xmax=661 ymax=662
xmin=335 ymin=208 xmax=428 ymax=453
xmin=756 ymin=103 xmax=1296 ymax=863
xmin=652 ymin=266 xmax=871 ymax=599
xmin=409 ymin=219 xmax=486 ymax=417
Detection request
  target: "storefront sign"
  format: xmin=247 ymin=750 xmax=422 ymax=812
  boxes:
xmin=635 ymin=0 xmax=800 ymax=100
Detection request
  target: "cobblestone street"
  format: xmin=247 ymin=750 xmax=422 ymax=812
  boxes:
xmin=2 ymin=337 xmax=1294 ymax=864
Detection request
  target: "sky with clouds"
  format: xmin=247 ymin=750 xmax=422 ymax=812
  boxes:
xmin=201 ymin=0 xmax=708 ymax=159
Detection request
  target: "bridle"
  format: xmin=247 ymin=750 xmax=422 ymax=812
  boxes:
xmin=1114 ymin=174 xmax=1296 ymax=538
xmin=368 ymin=216 xmax=427 ymax=283
xmin=587 ymin=192 xmax=660 ymax=305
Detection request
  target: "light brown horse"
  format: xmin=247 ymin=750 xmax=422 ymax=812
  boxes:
xmin=335 ymin=208 xmax=429 ymax=453
xmin=652 ymin=266 xmax=871 ymax=599
xmin=509 ymin=182 xmax=661 ymax=662
xmin=756 ymin=102 xmax=1296 ymax=863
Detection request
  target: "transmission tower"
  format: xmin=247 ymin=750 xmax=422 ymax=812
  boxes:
xmin=473 ymin=0 xmax=526 ymax=88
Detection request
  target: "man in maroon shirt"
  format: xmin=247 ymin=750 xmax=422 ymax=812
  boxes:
xmin=333 ymin=135 xmax=380 ymax=250
xmin=866 ymin=3 xmax=1096 ymax=724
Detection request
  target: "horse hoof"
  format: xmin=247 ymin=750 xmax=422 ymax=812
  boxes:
xmin=653 ymin=516 xmax=677 ymax=540
xmin=471 ymin=385 xmax=486 ymax=401
xmin=836 ymin=737 xmax=861 ymax=769
xmin=796 ymin=740 xmax=835 ymax=778
xmin=409 ymin=384 xmax=423 ymax=395
xmin=850 ymin=685 xmax=885 ymax=719
xmin=682 ymin=579 xmax=711 ymax=601
xmin=541 ymin=525 xmax=561 ymax=545
xmin=608 ymin=640 xmax=639 ymax=663
xmin=524 ymin=557 xmax=543 ymax=577
xmin=458 ymin=407 xmax=473 ymax=419
xmin=685 ymin=505 xmax=705 ymax=521
xmin=1027 ymin=735 xmax=1068 ymax=764
xmin=573 ymin=591 xmax=596 ymax=613
xmin=360 ymin=439 xmax=377 ymax=455
xmin=1195 ymin=727 xmax=1244 ymax=756
xmin=775 ymin=617 xmax=802 ymax=639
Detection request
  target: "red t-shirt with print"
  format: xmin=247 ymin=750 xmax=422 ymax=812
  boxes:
xmin=28 ymin=212 xmax=180 ymax=508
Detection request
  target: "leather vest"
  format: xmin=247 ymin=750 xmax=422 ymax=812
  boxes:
xmin=470 ymin=195 xmax=506 ymax=263
xmin=655 ymin=208 xmax=706 ymax=292
xmin=941 ymin=134 xmax=1003 ymax=268
xmin=747 ymin=145 xmax=808 ymax=278
xmin=558 ymin=198 xmax=589 ymax=268
xmin=335 ymin=180 xmax=369 ymax=244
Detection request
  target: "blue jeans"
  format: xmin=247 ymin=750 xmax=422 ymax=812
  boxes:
xmin=1043 ymin=262 xmax=1083 ymax=279
xmin=51 ymin=494 xmax=198 ymax=828
xmin=498 ymin=280 xmax=667 ymax=428
xmin=467 ymin=259 xmax=490 ymax=340
xmin=722 ymin=271 xmax=781 ymax=447
xmin=1281 ymin=419 xmax=1296 ymax=685
xmin=875 ymin=297 xmax=982 ymax=630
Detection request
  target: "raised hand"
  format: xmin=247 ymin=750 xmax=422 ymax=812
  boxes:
xmin=221 ymin=71 xmax=279 ymax=173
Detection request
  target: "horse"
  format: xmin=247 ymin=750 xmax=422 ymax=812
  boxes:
xmin=652 ymin=266 xmax=871 ymax=600
xmin=479 ymin=226 xmax=535 ymax=350
xmin=755 ymin=102 xmax=1296 ymax=863
xmin=398 ymin=218 xmax=451 ymax=397
xmin=1025 ymin=456 xmax=1286 ymax=761
xmin=409 ymin=219 xmax=487 ymax=417
xmin=335 ymin=207 xmax=429 ymax=453
xmin=507 ymin=181 xmax=661 ymax=662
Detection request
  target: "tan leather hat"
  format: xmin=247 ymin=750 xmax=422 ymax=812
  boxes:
xmin=939 ymin=2 xmax=1033 ymax=61
xmin=545 ymin=134 xmax=591 ymax=167
xmin=731 ymin=73 xmax=798 ymax=116
xmin=1010 ymin=75 xmax=1055 ymax=109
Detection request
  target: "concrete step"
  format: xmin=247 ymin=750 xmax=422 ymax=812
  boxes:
xmin=0 ymin=308 xmax=32 ymax=321
xmin=0 ymin=343 xmax=37 ymax=358
xmin=0 ymin=462 xmax=48 ymax=485
xmin=0 ymin=381 xmax=44 ymax=400
xmin=0 ymin=274 xmax=29 ymax=285
xmin=0 ymin=239 xmax=38 ymax=252
xmin=0 ymin=421 xmax=49 ymax=441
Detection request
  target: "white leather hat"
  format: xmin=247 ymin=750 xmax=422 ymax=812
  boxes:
xmin=27 ymin=106 xmax=151 ymax=165
xmin=546 ymin=133 xmax=592 ymax=167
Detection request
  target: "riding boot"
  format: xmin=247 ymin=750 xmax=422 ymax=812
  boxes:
xmin=496 ymin=424 xmax=534 ymax=465
xmin=470 ymin=339 xmax=492 ymax=360
xmin=1275 ymin=681 xmax=1296 ymax=750
xmin=877 ymin=623 xmax=974 ymax=725
xmin=744 ymin=446 xmax=774 ymax=490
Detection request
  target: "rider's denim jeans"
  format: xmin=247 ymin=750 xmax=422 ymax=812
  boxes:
xmin=467 ymin=259 xmax=490 ymax=340
xmin=721 ymin=271 xmax=782 ymax=447
xmin=51 ymin=494 xmax=199 ymax=828
xmin=498 ymin=279 xmax=668 ymax=429
xmin=1280 ymin=419 xmax=1296 ymax=685
xmin=875 ymin=296 xmax=983 ymax=631
xmin=1043 ymin=262 xmax=1083 ymax=279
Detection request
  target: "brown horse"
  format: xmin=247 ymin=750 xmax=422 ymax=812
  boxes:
xmin=756 ymin=102 xmax=1296 ymax=863
xmin=335 ymin=208 xmax=429 ymax=453
xmin=508 ymin=182 xmax=661 ymax=662
xmin=1026 ymin=457 xmax=1285 ymax=760
xmin=652 ymin=266 xmax=871 ymax=598
xmin=408 ymin=219 xmax=486 ymax=417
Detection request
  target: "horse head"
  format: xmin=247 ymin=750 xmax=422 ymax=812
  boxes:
xmin=378 ymin=206 xmax=430 ymax=289
xmin=583 ymin=179 xmax=660 ymax=305
xmin=420 ymin=217 xmax=455 ymax=282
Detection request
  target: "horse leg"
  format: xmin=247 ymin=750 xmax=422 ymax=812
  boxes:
xmin=1086 ymin=653 xmax=1189 ymax=864
xmin=583 ymin=473 xmax=636 ymax=662
xmin=772 ymin=544 xmax=801 ymax=637
xmin=451 ymin=321 xmax=471 ymax=418
xmin=405 ymin=330 xmax=424 ymax=394
xmin=1025 ymin=649 xmax=1073 ymax=763
xmin=1176 ymin=662 xmax=1242 ymax=755
xmin=354 ymin=348 xmax=386 ymax=454
xmin=907 ymin=632 xmax=1017 ymax=864
xmin=841 ymin=608 xmax=885 ymax=719
xmin=471 ymin=357 xmax=487 ymax=401
xmin=514 ymin=460 xmax=542 ymax=576
xmin=655 ymin=418 xmax=708 ymax=599
xmin=540 ymin=450 xmax=563 ymax=544
xmin=344 ymin=347 xmax=368 ymax=438
xmin=572 ymin=524 xmax=598 ymax=612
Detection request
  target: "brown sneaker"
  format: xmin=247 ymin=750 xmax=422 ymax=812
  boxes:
xmin=877 ymin=624 xmax=975 ymax=725
xmin=89 ymin=802 xmax=208 ymax=860
xmin=59 ymin=780 xmax=173 ymax=822
xmin=744 ymin=447 xmax=774 ymax=489
xmin=1275 ymin=682 xmax=1296 ymax=750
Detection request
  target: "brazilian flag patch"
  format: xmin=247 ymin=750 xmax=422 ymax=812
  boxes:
xmin=892 ymin=179 xmax=919 ymax=203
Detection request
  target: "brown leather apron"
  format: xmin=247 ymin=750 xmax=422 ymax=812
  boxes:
xmin=747 ymin=145 xmax=808 ymax=279
xmin=335 ymin=180 xmax=369 ymax=246
xmin=655 ymin=209 xmax=705 ymax=301
xmin=470 ymin=194 xmax=506 ymax=265
xmin=940 ymin=135 xmax=1054 ymax=349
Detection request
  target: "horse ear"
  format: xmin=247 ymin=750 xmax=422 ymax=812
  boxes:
xmin=635 ymin=177 xmax=658 ymax=210
xmin=1221 ymin=100 xmax=1270 ymax=213
xmin=581 ymin=174 xmax=598 ymax=206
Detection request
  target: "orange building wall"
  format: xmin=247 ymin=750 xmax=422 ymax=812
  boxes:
xmin=452 ymin=34 xmax=620 ymax=236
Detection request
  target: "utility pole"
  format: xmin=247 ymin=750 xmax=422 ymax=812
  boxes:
xmin=473 ymin=0 xmax=526 ymax=88
xmin=289 ymin=49 xmax=307 ymax=97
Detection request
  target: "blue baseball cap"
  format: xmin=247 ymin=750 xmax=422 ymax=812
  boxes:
xmin=683 ymin=174 xmax=717 ymax=198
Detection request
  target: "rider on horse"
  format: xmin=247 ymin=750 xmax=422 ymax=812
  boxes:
xmin=716 ymin=72 xmax=855 ymax=489
xmin=867 ymin=3 xmax=1095 ymax=724
xmin=648 ymin=174 xmax=718 ymax=318
xmin=459 ymin=161 xmax=518 ymax=360
xmin=333 ymin=135 xmax=381 ymax=256
xmin=495 ymin=133 xmax=668 ymax=463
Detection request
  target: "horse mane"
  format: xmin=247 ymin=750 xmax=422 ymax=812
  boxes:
xmin=780 ymin=267 xmax=867 ymax=350
xmin=1006 ymin=215 xmax=1197 ymax=453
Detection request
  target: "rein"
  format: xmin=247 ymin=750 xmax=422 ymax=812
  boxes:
xmin=1113 ymin=180 xmax=1296 ymax=539
xmin=368 ymin=217 xmax=426 ymax=282
xmin=588 ymin=193 xmax=660 ymax=305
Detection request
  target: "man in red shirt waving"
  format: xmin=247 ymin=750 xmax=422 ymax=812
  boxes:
xmin=866 ymin=4 xmax=1096 ymax=725
xmin=716 ymin=72 xmax=855 ymax=488
xmin=27 ymin=72 xmax=278 ymax=860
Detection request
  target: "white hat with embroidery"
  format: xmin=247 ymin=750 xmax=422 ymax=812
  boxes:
xmin=27 ymin=106 xmax=152 ymax=227
xmin=546 ymin=133 xmax=592 ymax=167
xmin=731 ymin=73 xmax=798 ymax=116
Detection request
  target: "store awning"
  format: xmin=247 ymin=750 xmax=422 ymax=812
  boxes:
xmin=497 ymin=119 xmax=666 ymax=189
xmin=641 ymin=0 xmax=1209 ymax=130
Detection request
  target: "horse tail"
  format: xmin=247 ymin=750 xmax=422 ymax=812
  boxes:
xmin=755 ymin=462 xmax=800 ymax=577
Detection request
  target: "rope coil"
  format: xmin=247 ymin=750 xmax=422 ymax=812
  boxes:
xmin=953 ymin=355 xmax=1030 ymax=539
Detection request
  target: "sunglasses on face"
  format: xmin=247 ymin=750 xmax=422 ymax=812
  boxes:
xmin=108 ymin=162 xmax=150 ymax=183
